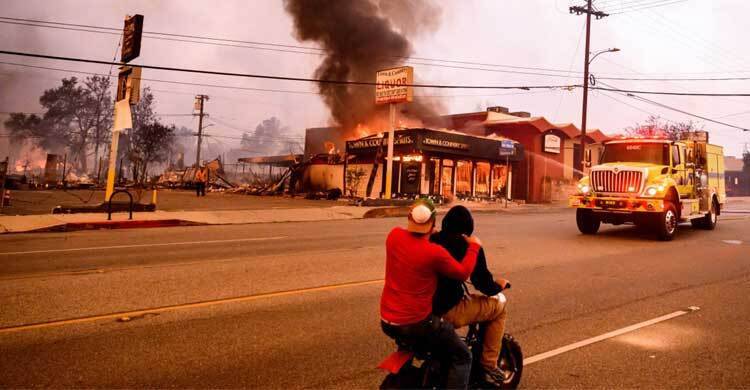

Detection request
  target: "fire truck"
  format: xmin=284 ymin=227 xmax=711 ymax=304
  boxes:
xmin=569 ymin=131 xmax=726 ymax=241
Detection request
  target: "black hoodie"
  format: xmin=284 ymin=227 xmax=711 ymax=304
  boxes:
xmin=430 ymin=206 xmax=503 ymax=316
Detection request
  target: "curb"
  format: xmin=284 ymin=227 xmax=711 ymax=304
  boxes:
xmin=30 ymin=219 xmax=205 ymax=233
xmin=360 ymin=204 xmax=563 ymax=219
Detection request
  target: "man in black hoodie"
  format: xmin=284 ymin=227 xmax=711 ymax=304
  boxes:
xmin=431 ymin=205 xmax=510 ymax=387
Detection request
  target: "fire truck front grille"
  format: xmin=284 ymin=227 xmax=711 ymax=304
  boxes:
xmin=591 ymin=170 xmax=643 ymax=194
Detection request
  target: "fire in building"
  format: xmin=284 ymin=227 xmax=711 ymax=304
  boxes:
xmin=294 ymin=106 xmax=611 ymax=203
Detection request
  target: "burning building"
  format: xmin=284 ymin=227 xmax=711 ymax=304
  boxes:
xmin=301 ymin=126 xmax=522 ymax=201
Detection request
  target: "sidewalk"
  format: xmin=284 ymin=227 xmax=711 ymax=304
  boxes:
xmin=0 ymin=206 xmax=374 ymax=233
xmin=0 ymin=199 xmax=566 ymax=234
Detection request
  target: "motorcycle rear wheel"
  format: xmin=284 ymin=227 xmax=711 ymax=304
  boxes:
xmin=497 ymin=334 xmax=523 ymax=389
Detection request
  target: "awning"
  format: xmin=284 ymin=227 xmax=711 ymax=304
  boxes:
xmin=237 ymin=154 xmax=303 ymax=167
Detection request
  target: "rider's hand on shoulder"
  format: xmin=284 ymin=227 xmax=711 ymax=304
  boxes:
xmin=495 ymin=277 xmax=511 ymax=290
xmin=463 ymin=235 xmax=482 ymax=247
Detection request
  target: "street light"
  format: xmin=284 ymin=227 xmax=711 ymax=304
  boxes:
xmin=589 ymin=47 xmax=620 ymax=65
xmin=580 ymin=47 xmax=619 ymax=174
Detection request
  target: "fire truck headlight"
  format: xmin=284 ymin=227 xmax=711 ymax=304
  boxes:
xmin=579 ymin=184 xmax=591 ymax=194
xmin=643 ymin=184 xmax=665 ymax=197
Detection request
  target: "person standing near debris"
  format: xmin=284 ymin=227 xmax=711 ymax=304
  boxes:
xmin=195 ymin=166 xmax=208 ymax=197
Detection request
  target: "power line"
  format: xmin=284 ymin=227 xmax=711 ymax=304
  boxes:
xmin=606 ymin=0 xmax=688 ymax=14
xmin=0 ymin=16 xmax=601 ymax=76
xmin=0 ymin=61 xmax=563 ymax=99
xmin=627 ymin=94 xmax=750 ymax=131
xmin=598 ymin=82 xmax=750 ymax=131
xmin=1 ymin=19 xmax=585 ymax=78
xmin=0 ymin=50 xmax=573 ymax=90
xmin=6 ymin=16 xmax=750 ymax=80
xmin=589 ymin=85 xmax=750 ymax=97
xmin=5 ymin=50 xmax=750 ymax=96
xmin=596 ymin=75 xmax=750 ymax=82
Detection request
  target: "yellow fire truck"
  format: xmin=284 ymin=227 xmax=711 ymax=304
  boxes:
xmin=569 ymin=132 xmax=725 ymax=240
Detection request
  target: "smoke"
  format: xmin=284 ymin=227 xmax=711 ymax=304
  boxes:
xmin=283 ymin=0 xmax=444 ymax=137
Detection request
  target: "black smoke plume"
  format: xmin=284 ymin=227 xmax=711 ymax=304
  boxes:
xmin=283 ymin=0 xmax=443 ymax=136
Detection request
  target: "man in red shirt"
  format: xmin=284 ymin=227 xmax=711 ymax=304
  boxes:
xmin=380 ymin=199 xmax=481 ymax=389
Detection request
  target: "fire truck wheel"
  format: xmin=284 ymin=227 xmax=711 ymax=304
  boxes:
xmin=656 ymin=202 xmax=678 ymax=241
xmin=576 ymin=209 xmax=600 ymax=235
xmin=692 ymin=198 xmax=718 ymax=230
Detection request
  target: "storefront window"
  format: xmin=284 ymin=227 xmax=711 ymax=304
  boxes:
xmin=456 ymin=160 xmax=472 ymax=197
xmin=431 ymin=158 xmax=440 ymax=195
xmin=492 ymin=164 xmax=509 ymax=198
xmin=441 ymin=159 xmax=453 ymax=196
xmin=475 ymin=162 xmax=490 ymax=197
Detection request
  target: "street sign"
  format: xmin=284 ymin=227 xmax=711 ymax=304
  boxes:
xmin=121 ymin=14 xmax=144 ymax=63
xmin=500 ymin=139 xmax=515 ymax=156
xmin=375 ymin=66 xmax=413 ymax=105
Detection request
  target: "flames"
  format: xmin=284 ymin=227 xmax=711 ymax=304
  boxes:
xmin=13 ymin=147 xmax=47 ymax=173
xmin=324 ymin=141 xmax=337 ymax=155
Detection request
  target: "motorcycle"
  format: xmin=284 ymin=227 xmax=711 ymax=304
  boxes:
xmin=378 ymin=292 xmax=523 ymax=389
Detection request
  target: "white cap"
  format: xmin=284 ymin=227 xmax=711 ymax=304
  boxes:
xmin=410 ymin=205 xmax=433 ymax=224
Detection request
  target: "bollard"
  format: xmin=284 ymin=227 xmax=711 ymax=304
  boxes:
xmin=152 ymin=188 xmax=158 ymax=205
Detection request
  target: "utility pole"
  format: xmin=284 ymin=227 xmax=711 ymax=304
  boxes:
xmin=570 ymin=1 xmax=608 ymax=174
xmin=194 ymin=95 xmax=209 ymax=167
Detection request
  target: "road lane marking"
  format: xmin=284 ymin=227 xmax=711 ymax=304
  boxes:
xmin=0 ymin=236 xmax=287 ymax=256
xmin=525 ymin=306 xmax=700 ymax=365
xmin=0 ymin=278 xmax=385 ymax=334
xmin=722 ymin=240 xmax=743 ymax=245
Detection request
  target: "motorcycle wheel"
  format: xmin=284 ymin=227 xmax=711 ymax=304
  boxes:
xmin=497 ymin=334 xmax=523 ymax=389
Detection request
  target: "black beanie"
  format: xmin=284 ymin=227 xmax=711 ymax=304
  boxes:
xmin=441 ymin=205 xmax=474 ymax=236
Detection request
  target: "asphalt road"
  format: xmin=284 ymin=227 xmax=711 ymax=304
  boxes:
xmin=1 ymin=209 xmax=749 ymax=388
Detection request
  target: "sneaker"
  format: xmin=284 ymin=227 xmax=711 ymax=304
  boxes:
xmin=482 ymin=366 xmax=507 ymax=388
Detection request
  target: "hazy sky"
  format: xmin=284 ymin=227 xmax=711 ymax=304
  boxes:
xmin=2 ymin=0 xmax=749 ymax=158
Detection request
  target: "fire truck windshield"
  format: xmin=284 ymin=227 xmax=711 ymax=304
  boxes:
xmin=600 ymin=142 xmax=670 ymax=165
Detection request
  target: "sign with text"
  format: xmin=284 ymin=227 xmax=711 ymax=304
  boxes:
xmin=121 ymin=14 xmax=144 ymax=63
xmin=499 ymin=139 xmax=515 ymax=156
xmin=347 ymin=135 xmax=414 ymax=150
xmin=375 ymin=66 xmax=413 ymax=105
xmin=423 ymin=137 xmax=469 ymax=150
xmin=544 ymin=133 xmax=561 ymax=154
xmin=401 ymin=162 xmax=421 ymax=194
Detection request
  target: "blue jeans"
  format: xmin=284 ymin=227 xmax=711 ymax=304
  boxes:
xmin=382 ymin=314 xmax=472 ymax=389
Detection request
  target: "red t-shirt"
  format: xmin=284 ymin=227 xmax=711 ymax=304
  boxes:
xmin=380 ymin=227 xmax=480 ymax=325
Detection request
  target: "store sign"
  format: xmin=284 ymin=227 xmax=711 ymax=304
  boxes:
xmin=544 ymin=134 xmax=561 ymax=154
xmin=121 ymin=14 xmax=144 ymax=63
xmin=375 ymin=66 xmax=414 ymax=105
xmin=347 ymin=135 xmax=413 ymax=150
xmin=423 ymin=137 xmax=469 ymax=150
